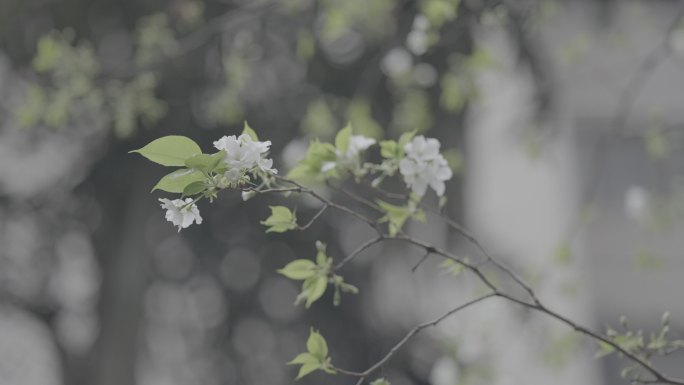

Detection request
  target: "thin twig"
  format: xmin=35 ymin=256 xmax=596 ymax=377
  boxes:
xmin=329 ymin=181 xmax=382 ymax=212
xmin=334 ymin=237 xmax=384 ymax=271
xmin=410 ymin=249 xmax=432 ymax=272
xmin=332 ymin=293 xmax=497 ymax=378
xmin=297 ymin=204 xmax=328 ymax=230
xmin=276 ymin=176 xmax=382 ymax=233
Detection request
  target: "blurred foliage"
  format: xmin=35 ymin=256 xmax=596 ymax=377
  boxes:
xmin=11 ymin=0 xmax=519 ymax=145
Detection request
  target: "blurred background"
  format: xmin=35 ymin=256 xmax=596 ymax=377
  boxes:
xmin=0 ymin=0 xmax=683 ymax=384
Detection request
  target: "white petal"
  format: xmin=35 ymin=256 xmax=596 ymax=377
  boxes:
xmin=430 ymin=180 xmax=446 ymax=196
xmin=321 ymin=161 xmax=337 ymax=172
xmin=411 ymin=178 xmax=428 ymax=196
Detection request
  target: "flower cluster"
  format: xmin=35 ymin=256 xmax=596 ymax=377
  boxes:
xmin=399 ymin=135 xmax=453 ymax=196
xmin=213 ymin=134 xmax=277 ymax=180
xmin=159 ymin=198 xmax=203 ymax=231
xmin=139 ymin=126 xmax=455 ymax=232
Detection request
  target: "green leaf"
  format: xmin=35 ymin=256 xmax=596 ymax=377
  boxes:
xmin=152 ymin=169 xmax=205 ymax=193
xmin=242 ymin=121 xmax=259 ymax=141
xmin=323 ymin=366 xmax=337 ymax=375
xmin=304 ymin=276 xmax=328 ymax=308
xmin=287 ymin=140 xmax=338 ymax=181
xmin=278 ymin=259 xmax=317 ymax=280
xmin=288 ymin=352 xmax=319 ymax=366
xmin=306 ymin=329 xmax=329 ymax=359
xmin=184 ymin=151 xmax=225 ymax=172
xmin=398 ymin=130 xmax=417 ymax=155
xmin=261 ymin=206 xmax=298 ymax=233
xmin=335 ymin=123 xmax=353 ymax=153
xmin=295 ymin=362 xmax=320 ymax=380
xmin=377 ymin=200 xmax=411 ymax=236
xmin=182 ymin=181 xmax=207 ymax=196
xmin=315 ymin=241 xmax=328 ymax=266
xmin=380 ymin=140 xmax=399 ymax=159
xmin=340 ymin=282 xmax=359 ymax=294
xmin=130 ymin=136 xmax=202 ymax=166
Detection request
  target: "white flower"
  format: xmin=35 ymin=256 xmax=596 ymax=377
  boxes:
xmin=257 ymin=157 xmax=276 ymax=173
xmin=399 ymin=135 xmax=453 ymax=196
xmin=223 ymin=168 xmax=243 ymax=185
xmin=404 ymin=135 xmax=441 ymax=162
xmin=159 ymin=198 xmax=203 ymax=231
xmin=213 ymin=134 xmax=277 ymax=174
xmin=345 ymin=135 xmax=376 ymax=158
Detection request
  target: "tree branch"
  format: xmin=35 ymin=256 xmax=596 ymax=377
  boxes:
xmin=332 ymin=293 xmax=497 ymax=379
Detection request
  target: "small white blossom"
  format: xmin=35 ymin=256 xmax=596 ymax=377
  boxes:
xmin=213 ymin=134 xmax=277 ymax=174
xmin=257 ymin=157 xmax=276 ymax=173
xmin=345 ymin=135 xmax=376 ymax=158
xmin=159 ymin=198 xmax=203 ymax=231
xmin=223 ymin=168 xmax=242 ymax=185
xmin=399 ymin=135 xmax=453 ymax=196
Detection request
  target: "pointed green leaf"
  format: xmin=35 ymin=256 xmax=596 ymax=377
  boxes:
xmin=380 ymin=140 xmax=399 ymax=159
xmin=152 ymin=169 xmax=205 ymax=193
xmin=306 ymin=329 xmax=329 ymax=359
xmin=295 ymin=362 xmax=320 ymax=380
xmin=288 ymin=352 xmax=319 ymax=366
xmin=184 ymin=151 xmax=225 ymax=172
xmin=242 ymin=121 xmax=259 ymax=141
xmin=323 ymin=366 xmax=337 ymax=375
xmin=278 ymin=259 xmax=317 ymax=280
xmin=130 ymin=136 xmax=202 ymax=166
xmin=335 ymin=123 xmax=353 ymax=153
xmin=377 ymin=200 xmax=411 ymax=236
xmin=339 ymin=282 xmax=359 ymax=294
xmin=305 ymin=276 xmax=328 ymax=308
xmin=287 ymin=140 xmax=338 ymax=181
xmin=182 ymin=181 xmax=207 ymax=196
xmin=261 ymin=206 xmax=298 ymax=233
xmin=398 ymin=130 xmax=417 ymax=153
xmin=315 ymin=241 xmax=328 ymax=266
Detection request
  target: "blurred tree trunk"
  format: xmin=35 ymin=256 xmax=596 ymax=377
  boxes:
xmin=91 ymin=159 xmax=153 ymax=385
